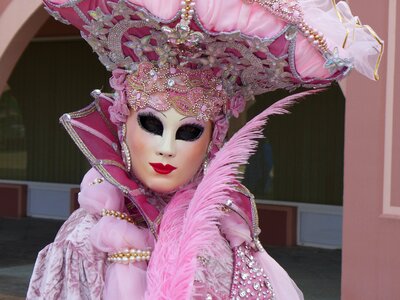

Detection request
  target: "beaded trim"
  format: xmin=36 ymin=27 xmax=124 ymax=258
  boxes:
xmin=101 ymin=208 xmax=135 ymax=224
xmin=126 ymin=62 xmax=228 ymax=121
xmin=108 ymin=248 xmax=151 ymax=263
xmin=298 ymin=21 xmax=328 ymax=52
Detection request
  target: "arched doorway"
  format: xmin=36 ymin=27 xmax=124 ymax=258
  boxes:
xmin=0 ymin=0 xmax=47 ymax=93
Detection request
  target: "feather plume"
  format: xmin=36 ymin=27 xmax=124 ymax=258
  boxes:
xmin=145 ymin=90 xmax=320 ymax=299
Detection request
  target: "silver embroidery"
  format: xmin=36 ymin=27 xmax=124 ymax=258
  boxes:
xmin=43 ymin=5 xmax=71 ymax=25
xmin=52 ymin=0 xmax=352 ymax=102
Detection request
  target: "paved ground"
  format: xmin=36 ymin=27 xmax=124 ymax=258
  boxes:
xmin=0 ymin=217 xmax=340 ymax=299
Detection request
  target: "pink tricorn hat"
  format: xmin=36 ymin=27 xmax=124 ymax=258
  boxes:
xmin=44 ymin=0 xmax=383 ymax=100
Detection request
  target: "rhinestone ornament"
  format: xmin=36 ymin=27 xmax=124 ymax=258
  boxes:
xmin=230 ymin=243 xmax=275 ymax=299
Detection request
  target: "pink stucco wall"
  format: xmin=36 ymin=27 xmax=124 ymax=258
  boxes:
xmin=0 ymin=0 xmax=12 ymax=16
xmin=342 ymin=0 xmax=400 ymax=299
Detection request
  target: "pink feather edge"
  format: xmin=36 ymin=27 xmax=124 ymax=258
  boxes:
xmin=145 ymin=90 xmax=321 ymax=300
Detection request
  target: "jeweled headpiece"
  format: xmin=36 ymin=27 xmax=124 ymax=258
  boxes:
xmin=43 ymin=0 xmax=383 ymax=107
xmin=125 ymin=62 xmax=227 ymax=121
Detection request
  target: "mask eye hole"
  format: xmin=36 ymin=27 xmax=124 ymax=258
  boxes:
xmin=176 ymin=124 xmax=204 ymax=141
xmin=137 ymin=113 xmax=163 ymax=136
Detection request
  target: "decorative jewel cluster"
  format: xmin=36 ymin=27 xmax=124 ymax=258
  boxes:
xmin=161 ymin=0 xmax=204 ymax=47
xmin=107 ymin=248 xmax=151 ymax=263
xmin=230 ymin=244 xmax=275 ymax=299
xmin=323 ymin=47 xmax=353 ymax=74
xmin=101 ymin=208 xmax=134 ymax=224
xmin=126 ymin=62 xmax=228 ymax=121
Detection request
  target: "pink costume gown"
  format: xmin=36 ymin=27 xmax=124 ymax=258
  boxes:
xmin=27 ymin=168 xmax=303 ymax=299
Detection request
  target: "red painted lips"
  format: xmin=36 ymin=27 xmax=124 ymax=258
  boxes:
xmin=149 ymin=163 xmax=177 ymax=175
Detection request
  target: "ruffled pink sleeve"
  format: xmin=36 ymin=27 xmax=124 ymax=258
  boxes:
xmin=27 ymin=167 xmax=151 ymax=299
xmin=27 ymin=208 xmax=106 ymax=300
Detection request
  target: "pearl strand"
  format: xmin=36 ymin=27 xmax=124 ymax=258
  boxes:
xmin=298 ymin=21 xmax=328 ymax=52
xmin=101 ymin=208 xmax=134 ymax=224
xmin=180 ymin=0 xmax=195 ymax=22
xmin=108 ymin=249 xmax=152 ymax=264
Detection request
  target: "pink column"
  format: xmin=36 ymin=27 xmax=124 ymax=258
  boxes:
xmin=0 ymin=0 xmax=12 ymax=14
xmin=342 ymin=0 xmax=400 ymax=298
xmin=0 ymin=0 xmax=48 ymax=93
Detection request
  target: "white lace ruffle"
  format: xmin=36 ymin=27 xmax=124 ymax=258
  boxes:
xmin=300 ymin=0 xmax=383 ymax=80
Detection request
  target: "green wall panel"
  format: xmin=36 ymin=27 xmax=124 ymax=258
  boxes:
xmin=5 ymin=40 xmax=110 ymax=183
xmin=243 ymin=85 xmax=345 ymax=206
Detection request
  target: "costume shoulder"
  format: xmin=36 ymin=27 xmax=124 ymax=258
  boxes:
xmin=225 ymin=183 xmax=261 ymax=240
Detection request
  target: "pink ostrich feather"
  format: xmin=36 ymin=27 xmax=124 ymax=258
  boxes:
xmin=145 ymin=90 xmax=320 ymax=299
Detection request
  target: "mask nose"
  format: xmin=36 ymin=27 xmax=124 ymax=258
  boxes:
xmin=156 ymin=131 xmax=176 ymax=158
